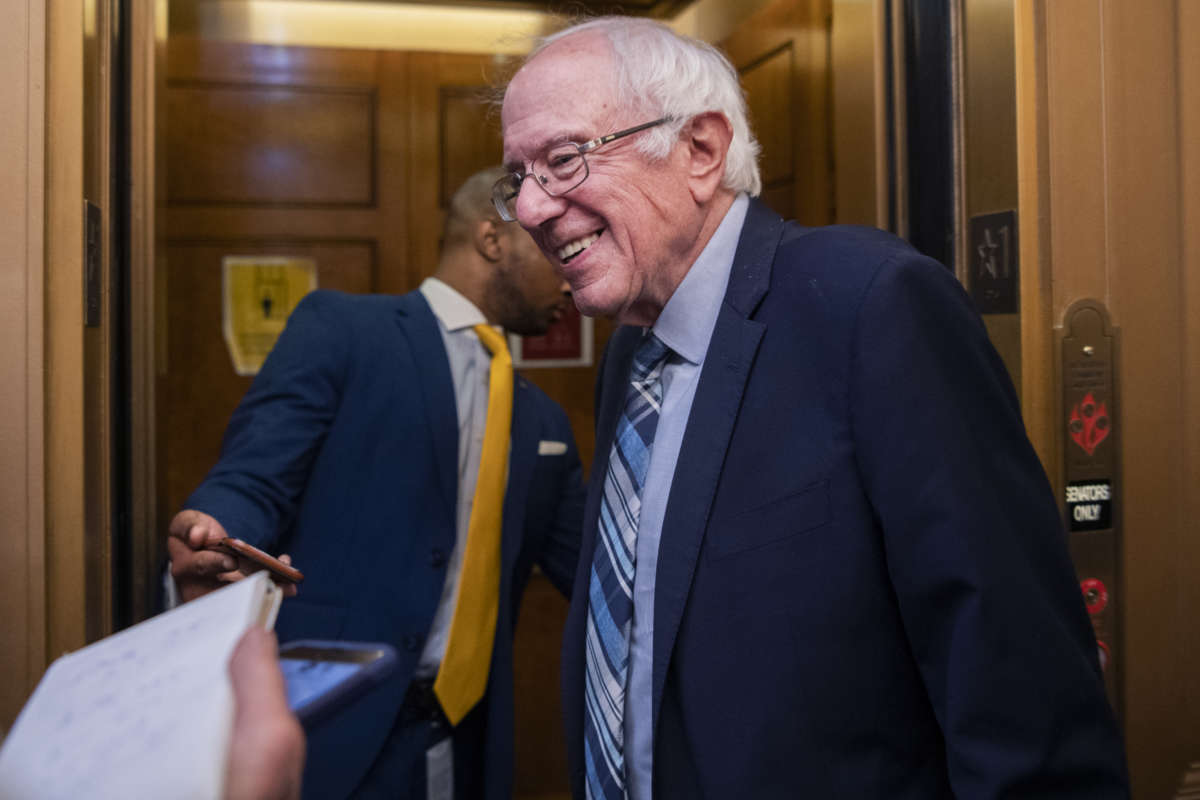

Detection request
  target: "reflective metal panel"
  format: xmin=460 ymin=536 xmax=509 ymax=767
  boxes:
xmin=962 ymin=0 xmax=1021 ymax=390
xmin=832 ymin=0 xmax=886 ymax=227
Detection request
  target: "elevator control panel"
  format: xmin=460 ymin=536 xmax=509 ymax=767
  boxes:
xmin=1057 ymin=300 xmax=1121 ymax=714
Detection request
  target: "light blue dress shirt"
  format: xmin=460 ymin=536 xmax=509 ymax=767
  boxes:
xmin=625 ymin=194 xmax=749 ymax=799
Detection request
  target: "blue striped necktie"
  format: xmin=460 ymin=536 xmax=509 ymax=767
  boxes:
xmin=584 ymin=331 xmax=672 ymax=800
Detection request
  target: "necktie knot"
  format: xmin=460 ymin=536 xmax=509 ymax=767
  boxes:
xmin=632 ymin=332 xmax=671 ymax=382
xmin=473 ymin=324 xmax=510 ymax=361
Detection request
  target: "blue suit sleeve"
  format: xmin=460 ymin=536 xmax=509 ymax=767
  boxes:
xmin=185 ymin=291 xmax=349 ymax=549
xmin=535 ymin=409 xmax=586 ymax=597
xmin=849 ymin=254 xmax=1129 ymax=796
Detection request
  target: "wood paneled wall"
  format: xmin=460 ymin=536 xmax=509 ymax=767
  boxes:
xmin=46 ymin=0 xmax=101 ymax=665
xmin=163 ymin=40 xmax=609 ymax=523
xmin=722 ymin=0 xmax=834 ymax=226
xmin=3 ymin=0 xmax=151 ymax=730
xmin=0 ymin=0 xmax=47 ymax=730
xmin=1017 ymin=2 xmax=1200 ymax=796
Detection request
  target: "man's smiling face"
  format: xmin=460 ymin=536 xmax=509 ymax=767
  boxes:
xmin=501 ymin=33 xmax=702 ymax=325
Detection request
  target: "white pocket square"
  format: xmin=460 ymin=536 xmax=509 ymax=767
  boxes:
xmin=538 ymin=440 xmax=568 ymax=456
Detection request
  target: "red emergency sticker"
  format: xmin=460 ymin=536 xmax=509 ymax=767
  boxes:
xmin=1068 ymin=392 xmax=1111 ymax=455
xmin=1080 ymin=578 xmax=1108 ymax=615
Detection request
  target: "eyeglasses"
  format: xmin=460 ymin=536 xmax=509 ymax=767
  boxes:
xmin=491 ymin=117 xmax=673 ymax=222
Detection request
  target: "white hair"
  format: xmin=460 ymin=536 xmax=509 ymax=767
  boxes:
xmin=527 ymin=17 xmax=762 ymax=197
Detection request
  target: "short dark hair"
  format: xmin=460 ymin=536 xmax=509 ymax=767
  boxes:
xmin=442 ymin=166 xmax=508 ymax=248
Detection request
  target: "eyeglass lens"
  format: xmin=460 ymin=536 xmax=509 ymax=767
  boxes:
xmin=494 ymin=143 xmax=591 ymax=221
xmin=493 ymin=116 xmax=672 ymax=221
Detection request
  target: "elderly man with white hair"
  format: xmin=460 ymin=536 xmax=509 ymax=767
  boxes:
xmin=498 ymin=16 xmax=1129 ymax=800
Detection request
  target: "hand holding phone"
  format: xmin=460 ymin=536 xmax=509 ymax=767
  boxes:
xmin=218 ymin=537 xmax=305 ymax=585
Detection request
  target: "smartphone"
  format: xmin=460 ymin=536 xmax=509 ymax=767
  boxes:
xmin=278 ymin=640 xmax=399 ymax=728
xmin=218 ymin=537 xmax=304 ymax=584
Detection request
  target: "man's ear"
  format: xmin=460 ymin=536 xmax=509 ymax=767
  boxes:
xmin=684 ymin=111 xmax=733 ymax=204
xmin=474 ymin=218 xmax=503 ymax=263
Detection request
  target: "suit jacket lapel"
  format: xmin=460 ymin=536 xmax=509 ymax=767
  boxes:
xmin=563 ymin=327 xmax=641 ymax=796
xmin=503 ymin=375 xmax=537 ymax=570
xmin=651 ymin=200 xmax=785 ymax=731
xmin=395 ymin=291 xmax=458 ymax=519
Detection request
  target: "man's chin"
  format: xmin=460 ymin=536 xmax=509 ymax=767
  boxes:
xmin=507 ymin=314 xmax=555 ymax=338
xmin=508 ymin=324 xmax=546 ymax=338
xmin=570 ymin=287 xmax=619 ymax=321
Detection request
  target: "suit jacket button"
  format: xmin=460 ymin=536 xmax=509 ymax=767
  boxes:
xmin=402 ymin=634 xmax=421 ymax=652
xmin=430 ymin=547 xmax=447 ymax=568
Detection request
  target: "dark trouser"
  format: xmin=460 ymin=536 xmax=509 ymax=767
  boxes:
xmin=351 ymin=679 xmax=486 ymax=800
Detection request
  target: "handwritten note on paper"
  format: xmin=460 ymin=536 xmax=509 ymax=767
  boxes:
xmin=0 ymin=572 xmax=276 ymax=800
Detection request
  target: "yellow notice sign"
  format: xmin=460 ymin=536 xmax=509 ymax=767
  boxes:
xmin=222 ymin=256 xmax=317 ymax=376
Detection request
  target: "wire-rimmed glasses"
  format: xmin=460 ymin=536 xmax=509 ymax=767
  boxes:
xmin=491 ymin=117 xmax=673 ymax=222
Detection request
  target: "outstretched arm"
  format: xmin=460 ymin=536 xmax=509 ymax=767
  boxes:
xmin=169 ymin=292 xmax=349 ymax=602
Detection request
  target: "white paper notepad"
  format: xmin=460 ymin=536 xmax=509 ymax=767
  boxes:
xmin=0 ymin=572 xmax=282 ymax=800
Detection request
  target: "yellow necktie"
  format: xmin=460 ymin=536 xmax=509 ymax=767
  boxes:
xmin=433 ymin=323 xmax=512 ymax=725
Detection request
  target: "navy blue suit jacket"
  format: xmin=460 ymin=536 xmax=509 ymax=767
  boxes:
xmin=562 ymin=201 xmax=1129 ymax=797
xmin=187 ymin=289 xmax=584 ymax=799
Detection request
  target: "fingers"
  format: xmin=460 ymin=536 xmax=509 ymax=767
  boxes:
xmin=226 ymin=628 xmax=306 ymax=800
xmin=228 ymin=627 xmax=287 ymax=711
xmin=167 ymin=510 xmax=239 ymax=603
xmin=168 ymin=537 xmax=237 ymax=578
xmin=271 ymin=555 xmax=299 ymax=596
xmin=168 ymin=529 xmax=239 ymax=603
xmin=168 ymin=509 xmax=229 ymax=549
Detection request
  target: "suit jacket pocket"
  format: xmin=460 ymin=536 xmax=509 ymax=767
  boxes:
xmin=706 ymin=479 xmax=831 ymax=561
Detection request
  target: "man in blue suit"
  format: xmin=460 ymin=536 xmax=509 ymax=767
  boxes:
xmin=497 ymin=17 xmax=1130 ymax=799
xmin=168 ymin=167 xmax=586 ymax=799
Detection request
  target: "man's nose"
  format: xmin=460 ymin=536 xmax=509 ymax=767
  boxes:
xmin=515 ymin=177 xmax=568 ymax=228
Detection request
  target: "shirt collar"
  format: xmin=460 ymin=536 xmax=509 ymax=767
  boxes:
xmin=419 ymin=277 xmax=489 ymax=333
xmin=651 ymin=193 xmax=750 ymax=365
